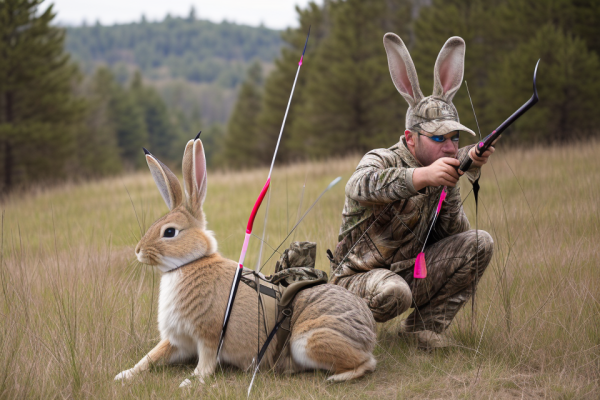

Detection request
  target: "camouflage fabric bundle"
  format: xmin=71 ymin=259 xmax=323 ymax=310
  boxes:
xmin=239 ymin=241 xmax=328 ymax=364
xmin=269 ymin=241 xmax=328 ymax=286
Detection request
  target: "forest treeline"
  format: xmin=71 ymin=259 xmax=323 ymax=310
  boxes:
xmin=65 ymin=9 xmax=282 ymax=88
xmin=64 ymin=9 xmax=282 ymax=129
xmin=0 ymin=0 xmax=273 ymax=194
xmin=2 ymin=0 xmax=600 ymax=193
xmin=64 ymin=11 xmax=284 ymax=128
xmin=223 ymin=0 xmax=600 ymax=167
xmin=0 ymin=0 xmax=225 ymax=193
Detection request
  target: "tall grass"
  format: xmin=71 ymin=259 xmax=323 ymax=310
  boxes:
xmin=0 ymin=141 xmax=598 ymax=398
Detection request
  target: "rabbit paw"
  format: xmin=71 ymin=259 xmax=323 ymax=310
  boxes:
xmin=179 ymin=378 xmax=193 ymax=388
xmin=114 ymin=368 xmax=135 ymax=381
xmin=179 ymin=375 xmax=205 ymax=388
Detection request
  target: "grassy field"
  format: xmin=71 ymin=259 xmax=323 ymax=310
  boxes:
xmin=1 ymin=140 xmax=599 ymax=399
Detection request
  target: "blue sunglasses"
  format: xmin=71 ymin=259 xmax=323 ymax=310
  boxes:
xmin=417 ymin=131 xmax=460 ymax=143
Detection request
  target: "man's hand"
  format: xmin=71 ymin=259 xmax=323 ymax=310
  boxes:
xmin=465 ymin=145 xmax=495 ymax=170
xmin=461 ymin=135 xmax=499 ymax=174
xmin=413 ymin=157 xmax=460 ymax=190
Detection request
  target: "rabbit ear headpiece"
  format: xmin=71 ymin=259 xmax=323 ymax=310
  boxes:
xmin=383 ymin=33 xmax=475 ymax=136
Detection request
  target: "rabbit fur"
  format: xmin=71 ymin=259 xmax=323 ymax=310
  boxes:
xmin=114 ymin=139 xmax=377 ymax=387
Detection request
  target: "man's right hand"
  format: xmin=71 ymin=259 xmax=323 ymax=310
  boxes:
xmin=413 ymin=158 xmax=460 ymax=191
xmin=425 ymin=157 xmax=461 ymax=187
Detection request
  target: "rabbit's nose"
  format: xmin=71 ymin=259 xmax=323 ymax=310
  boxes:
xmin=135 ymin=244 xmax=141 ymax=254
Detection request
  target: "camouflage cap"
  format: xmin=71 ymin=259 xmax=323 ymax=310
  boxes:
xmin=383 ymin=33 xmax=476 ymax=137
xmin=408 ymin=97 xmax=475 ymax=136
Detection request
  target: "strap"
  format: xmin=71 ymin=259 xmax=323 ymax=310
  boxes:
xmin=279 ymin=274 xmax=328 ymax=308
xmin=240 ymin=274 xmax=278 ymax=299
xmin=255 ymin=308 xmax=292 ymax=369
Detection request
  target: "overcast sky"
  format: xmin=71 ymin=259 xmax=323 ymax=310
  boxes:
xmin=50 ymin=0 xmax=320 ymax=30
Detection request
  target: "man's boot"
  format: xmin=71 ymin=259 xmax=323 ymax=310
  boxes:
xmin=397 ymin=320 xmax=454 ymax=351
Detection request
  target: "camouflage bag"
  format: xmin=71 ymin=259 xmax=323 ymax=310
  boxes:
xmin=241 ymin=242 xmax=328 ymax=365
xmin=268 ymin=241 xmax=328 ymax=286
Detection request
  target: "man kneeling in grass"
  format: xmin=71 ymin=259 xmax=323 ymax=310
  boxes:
xmin=329 ymin=33 xmax=495 ymax=350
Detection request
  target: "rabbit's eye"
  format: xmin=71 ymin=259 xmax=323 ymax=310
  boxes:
xmin=163 ymin=228 xmax=179 ymax=238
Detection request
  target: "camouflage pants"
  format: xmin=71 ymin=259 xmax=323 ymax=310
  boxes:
xmin=333 ymin=230 xmax=493 ymax=333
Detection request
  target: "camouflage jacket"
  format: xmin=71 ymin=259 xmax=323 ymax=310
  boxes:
xmin=330 ymin=138 xmax=480 ymax=283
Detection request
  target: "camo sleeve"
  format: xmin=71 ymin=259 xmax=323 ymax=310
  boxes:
xmin=345 ymin=148 xmax=419 ymax=205
xmin=460 ymin=144 xmax=481 ymax=184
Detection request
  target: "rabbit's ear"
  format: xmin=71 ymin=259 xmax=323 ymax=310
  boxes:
xmin=145 ymin=149 xmax=183 ymax=211
xmin=383 ymin=33 xmax=424 ymax=107
xmin=182 ymin=138 xmax=208 ymax=222
xmin=433 ymin=36 xmax=466 ymax=102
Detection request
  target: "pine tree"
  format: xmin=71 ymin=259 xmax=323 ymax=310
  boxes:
xmin=131 ymin=71 xmax=179 ymax=162
xmin=571 ymin=0 xmax=600 ymax=55
xmin=170 ymin=102 xmax=204 ymax=167
xmin=92 ymin=68 xmax=148 ymax=169
xmin=255 ymin=2 xmax=328 ymax=162
xmin=485 ymin=25 xmax=600 ymax=142
xmin=221 ymin=61 xmax=264 ymax=168
xmin=75 ymin=73 xmax=123 ymax=177
xmin=201 ymin=123 xmax=224 ymax=168
xmin=290 ymin=0 xmax=411 ymax=158
xmin=0 ymin=0 xmax=84 ymax=192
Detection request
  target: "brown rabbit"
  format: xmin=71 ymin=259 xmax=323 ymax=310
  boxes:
xmin=114 ymin=138 xmax=377 ymax=387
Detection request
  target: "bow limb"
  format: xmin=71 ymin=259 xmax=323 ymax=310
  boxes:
xmin=216 ymin=27 xmax=311 ymax=360
xmin=458 ymin=59 xmax=540 ymax=173
xmin=216 ymin=178 xmax=270 ymax=357
xmin=240 ymin=178 xmax=271 ymax=265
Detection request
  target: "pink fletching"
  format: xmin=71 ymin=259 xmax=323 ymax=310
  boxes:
xmin=436 ymin=188 xmax=447 ymax=214
xmin=298 ymin=55 xmax=303 ymax=66
xmin=414 ymin=252 xmax=427 ymax=279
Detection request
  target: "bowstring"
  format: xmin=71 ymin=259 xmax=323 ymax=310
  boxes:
xmin=465 ymin=81 xmax=483 ymax=142
xmin=465 ymin=80 xmax=482 ymax=337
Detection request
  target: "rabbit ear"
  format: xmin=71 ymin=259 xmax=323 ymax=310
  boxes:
xmin=383 ymin=33 xmax=424 ymax=107
xmin=145 ymin=149 xmax=183 ymax=211
xmin=182 ymin=138 xmax=208 ymax=222
xmin=433 ymin=36 xmax=466 ymax=102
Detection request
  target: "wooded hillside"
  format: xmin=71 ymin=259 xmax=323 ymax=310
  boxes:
xmin=0 ymin=1 xmax=285 ymax=194
xmin=65 ymin=11 xmax=282 ymax=87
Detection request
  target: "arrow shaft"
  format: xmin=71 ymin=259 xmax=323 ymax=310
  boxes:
xmin=268 ymin=63 xmax=301 ymax=178
xmin=420 ymin=187 xmax=446 ymax=253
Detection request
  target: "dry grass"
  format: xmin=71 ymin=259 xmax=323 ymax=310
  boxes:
xmin=0 ymin=141 xmax=599 ymax=399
